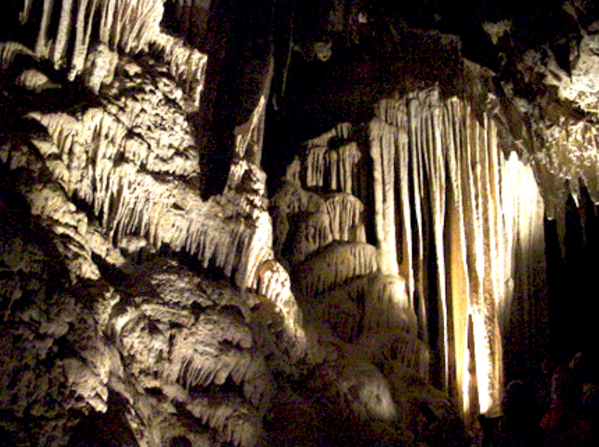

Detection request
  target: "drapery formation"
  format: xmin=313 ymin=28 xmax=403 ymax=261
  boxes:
xmin=370 ymin=88 xmax=548 ymax=417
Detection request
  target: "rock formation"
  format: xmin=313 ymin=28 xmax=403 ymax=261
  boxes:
xmin=2 ymin=1 xmax=599 ymax=446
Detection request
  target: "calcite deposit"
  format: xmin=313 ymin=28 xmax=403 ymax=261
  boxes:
xmin=2 ymin=1 xmax=599 ymax=446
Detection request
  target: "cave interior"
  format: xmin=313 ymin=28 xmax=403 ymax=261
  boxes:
xmin=2 ymin=0 xmax=599 ymax=446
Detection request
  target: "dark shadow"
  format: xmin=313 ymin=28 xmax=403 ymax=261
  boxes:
xmin=68 ymin=392 xmax=138 ymax=447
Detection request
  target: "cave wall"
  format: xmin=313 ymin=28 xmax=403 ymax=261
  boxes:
xmin=1 ymin=0 xmax=599 ymax=446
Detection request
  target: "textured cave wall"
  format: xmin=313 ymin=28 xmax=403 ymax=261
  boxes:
xmin=0 ymin=1 xmax=296 ymax=446
xmin=3 ymin=0 xmax=599 ymax=446
xmin=0 ymin=1 xmax=466 ymax=446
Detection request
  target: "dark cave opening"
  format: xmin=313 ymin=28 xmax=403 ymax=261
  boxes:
xmin=545 ymin=184 xmax=599 ymax=366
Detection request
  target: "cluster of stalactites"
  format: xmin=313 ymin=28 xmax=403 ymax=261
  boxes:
xmin=19 ymin=0 xmax=164 ymax=76
xmin=150 ymin=33 xmax=208 ymax=108
xmin=302 ymin=123 xmax=362 ymax=195
xmin=371 ymin=88 xmax=547 ymax=417
xmin=271 ymin=123 xmax=369 ymax=267
xmin=25 ymin=62 xmax=304 ymax=352
xmin=27 ymin=101 xmax=271 ymax=291
xmin=12 ymin=1 xmax=209 ymax=106
xmin=533 ymin=118 xmax=599 ymax=248
xmin=304 ymin=141 xmax=362 ymax=194
xmin=0 ymin=139 xmax=128 ymax=281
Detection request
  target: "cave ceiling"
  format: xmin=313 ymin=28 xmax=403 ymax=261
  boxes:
xmin=1 ymin=1 xmax=599 ymax=446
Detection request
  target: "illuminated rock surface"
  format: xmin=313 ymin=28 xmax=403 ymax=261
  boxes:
xmin=1 ymin=1 xmax=599 ymax=446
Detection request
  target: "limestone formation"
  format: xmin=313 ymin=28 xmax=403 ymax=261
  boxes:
xmin=2 ymin=1 xmax=599 ymax=446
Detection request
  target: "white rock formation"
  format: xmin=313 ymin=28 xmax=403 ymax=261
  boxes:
xmin=371 ymin=87 xmax=547 ymax=416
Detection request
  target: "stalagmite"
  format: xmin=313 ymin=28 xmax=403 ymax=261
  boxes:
xmin=293 ymin=242 xmax=379 ymax=301
xmin=308 ymin=272 xmax=418 ymax=342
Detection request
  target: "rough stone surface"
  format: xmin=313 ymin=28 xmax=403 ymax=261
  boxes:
xmin=2 ymin=1 xmax=599 ymax=446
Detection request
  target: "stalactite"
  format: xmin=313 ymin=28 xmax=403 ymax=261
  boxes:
xmin=34 ymin=0 xmax=54 ymax=58
xmin=371 ymin=87 xmax=547 ymax=417
xmin=19 ymin=0 xmax=165 ymax=78
xmin=26 ymin=73 xmax=272 ymax=290
xmin=500 ymin=151 xmax=547 ymax=376
xmin=371 ymin=118 xmax=399 ymax=275
xmin=71 ymin=0 xmax=92 ymax=75
xmin=423 ymin=99 xmax=449 ymax=389
xmin=444 ymin=98 xmax=472 ymax=414
xmin=150 ymin=33 xmax=208 ymax=108
xmin=52 ymin=0 xmax=73 ymax=65
xmin=305 ymin=145 xmax=328 ymax=189
xmin=329 ymin=142 xmax=361 ymax=192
